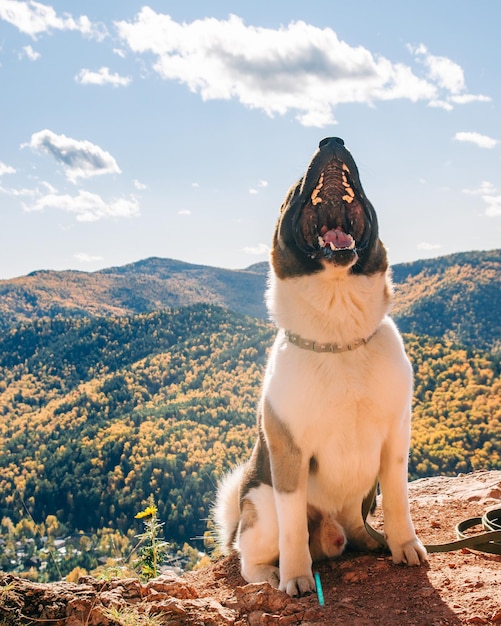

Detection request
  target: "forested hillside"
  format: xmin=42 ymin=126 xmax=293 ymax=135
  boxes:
xmin=0 ymin=249 xmax=500 ymax=349
xmin=0 ymin=304 xmax=499 ymax=580
xmin=392 ymin=249 xmax=501 ymax=350
xmin=0 ymin=306 xmax=272 ymax=538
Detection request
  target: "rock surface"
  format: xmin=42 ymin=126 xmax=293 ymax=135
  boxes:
xmin=1 ymin=470 xmax=500 ymax=625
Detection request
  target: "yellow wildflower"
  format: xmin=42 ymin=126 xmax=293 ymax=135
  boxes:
xmin=135 ymin=505 xmax=158 ymax=519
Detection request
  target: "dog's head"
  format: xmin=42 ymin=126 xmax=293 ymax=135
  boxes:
xmin=272 ymin=137 xmax=387 ymax=278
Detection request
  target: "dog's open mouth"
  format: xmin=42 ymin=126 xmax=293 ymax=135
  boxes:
xmin=299 ymin=159 xmax=368 ymax=262
xmin=274 ymin=137 xmax=384 ymax=277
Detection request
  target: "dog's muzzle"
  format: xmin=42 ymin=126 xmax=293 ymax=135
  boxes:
xmin=290 ymin=137 xmax=376 ymax=268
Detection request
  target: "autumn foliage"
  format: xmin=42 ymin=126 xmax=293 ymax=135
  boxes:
xmin=1 ymin=304 xmax=499 ymax=539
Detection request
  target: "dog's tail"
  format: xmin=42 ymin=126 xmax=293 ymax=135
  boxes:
xmin=212 ymin=464 xmax=245 ymax=554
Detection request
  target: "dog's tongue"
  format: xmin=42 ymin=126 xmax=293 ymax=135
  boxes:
xmin=322 ymin=228 xmax=353 ymax=249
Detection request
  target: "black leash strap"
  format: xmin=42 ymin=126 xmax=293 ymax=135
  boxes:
xmin=362 ymin=482 xmax=501 ymax=556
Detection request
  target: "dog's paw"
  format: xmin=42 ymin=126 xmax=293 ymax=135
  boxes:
xmin=265 ymin=566 xmax=281 ymax=588
xmin=241 ymin=563 xmax=280 ymax=587
xmin=280 ymin=574 xmax=316 ymax=597
xmin=389 ymin=537 xmax=427 ymax=566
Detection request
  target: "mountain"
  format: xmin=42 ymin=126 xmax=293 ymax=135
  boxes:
xmin=0 ymin=257 xmax=269 ymax=326
xmin=0 ymin=249 xmax=499 ymax=350
xmin=391 ymin=249 xmax=501 ymax=351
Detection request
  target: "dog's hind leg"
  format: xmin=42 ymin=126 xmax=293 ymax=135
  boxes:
xmin=236 ymin=484 xmax=280 ymax=587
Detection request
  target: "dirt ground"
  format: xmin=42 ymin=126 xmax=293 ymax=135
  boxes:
xmin=1 ymin=470 xmax=500 ymax=625
xmin=183 ymin=471 xmax=501 ymax=625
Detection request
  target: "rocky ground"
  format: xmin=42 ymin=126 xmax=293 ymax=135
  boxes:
xmin=1 ymin=470 xmax=500 ymax=625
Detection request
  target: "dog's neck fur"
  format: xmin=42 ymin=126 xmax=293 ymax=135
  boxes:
xmin=266 ymin=263 xmax=393 ymax=347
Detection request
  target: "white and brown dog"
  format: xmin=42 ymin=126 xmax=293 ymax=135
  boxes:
xmin=214 ymin=137 xmax=427 ymax=596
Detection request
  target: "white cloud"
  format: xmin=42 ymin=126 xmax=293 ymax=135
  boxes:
xmin=191 ymin=182 xmax=200 ymax=188
xmin=461 ymin=180 xmax=501 ymax=217
xmin=484 ymin=196 xmax=501 ymax=217
xmin=407 ymin=44 xmax=492 ymax=111
xmin=428 ymin=100 xmax=453 ymax=111
xmin=0 ymin=0 xmax=106 ymax=39
xmin=243 ymin=243 xmax=270 ymax=255
xmin=449 ymin=94 xmax=492 ymax=104
xmin=0 ymin=161 xmax=16 ymax=176
xmin=462 ymin=181 xmax=497 ymax=196
xmin=116 ymin=11 xmax=478 ymax=127
xmin=408 ymin=43 xmax=490 ymax=110
xmin=41 ymin=181 xmax=57 ymax=193
xmin=23 ymin=189 xmax=140 ymax=222
xmin=24 ymin=129 xmax=121 ymax=183
xmin=454 ymin=131 xmax=498 ymax=149
xmin=75 ymin=66 xmax=131 ymax=87
xmin=411 ymin=44 xmax=464 ymax=93
xmin=178 ymin=209 xmax=191 ymax=215
xmin=20 ymin=44 xmax=40 ymax=60
xmin=417 ymin=242 xmax=442 ymax=251
xmin=74 ymin=252 xmax=104 ymax=263
xmin=249 ymin=179 xmax=269 ymax=194
xmin=133 ymin=179 xmax=148 ymax=190
xmin=0 ymin=179 xmax=57 ymax=197
xmin=0 ymin=185 xmax=34 ymax=197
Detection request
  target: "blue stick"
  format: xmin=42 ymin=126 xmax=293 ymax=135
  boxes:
xmin=314 ymin=571 xmax=325 ymax=606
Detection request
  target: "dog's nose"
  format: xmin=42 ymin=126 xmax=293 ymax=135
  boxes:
xmin=319 ymin=137 xmax=345 ymax=148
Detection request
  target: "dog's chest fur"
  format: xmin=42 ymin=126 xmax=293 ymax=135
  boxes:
xmin=261 ymin=264 xmax=413 ymax=511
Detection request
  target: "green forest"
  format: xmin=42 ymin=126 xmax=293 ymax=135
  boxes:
xmin=0 ymin=302 xmax=499 ymax=581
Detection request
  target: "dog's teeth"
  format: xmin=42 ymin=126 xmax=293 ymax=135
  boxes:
xmin=342 ymin=176 xmax=356 ymax=198
xmin=328 ymin=239 xmax=356 ymax=251
xmin=311 ymin=175 xmax=324 ymax=205
xmin=311 ymin=189 xmax=322 ymax=205
xmin=318 ymin=236 xmax=325 ymax=247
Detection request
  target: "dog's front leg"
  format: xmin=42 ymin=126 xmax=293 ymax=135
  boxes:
xmin=379 ymin=415 xmax=427 ymax=566
xmin=263 ymin=400 xmax=315 ymax=596
xmin=274 ymin=478 xmax=315 ymax=595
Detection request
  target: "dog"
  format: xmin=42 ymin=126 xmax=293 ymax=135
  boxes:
xmin=214 ymin=137 xmax=427 ymax=596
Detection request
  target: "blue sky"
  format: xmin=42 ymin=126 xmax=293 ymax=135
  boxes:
xmin=0 ymin=0 xmax=500 ymax=279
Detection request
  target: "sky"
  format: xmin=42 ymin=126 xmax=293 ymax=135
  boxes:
xmin=0 ymin=0 xmax=500 ymax=280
